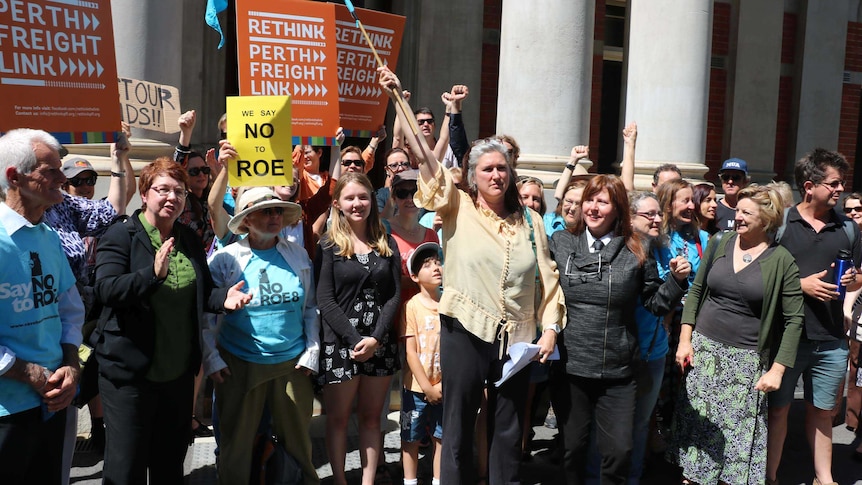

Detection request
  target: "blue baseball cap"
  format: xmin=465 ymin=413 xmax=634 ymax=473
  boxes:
xmin=720 ymin=158 xmax=748 ymax=174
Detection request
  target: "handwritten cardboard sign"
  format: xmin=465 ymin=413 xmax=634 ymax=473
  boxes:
xmin=0 ymin=0 xmax=122 ymax=143
xmin=334 ymin=5 xmax=404 ymax=136
xmin=236 ymin=0 xmax=339 ymax=145
xmin=118 ymin=77 xmax=181 ymax=133
xmin=226 ymin=95 xmax=293 ymax=187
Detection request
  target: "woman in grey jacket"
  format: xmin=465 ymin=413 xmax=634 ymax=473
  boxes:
xmin=549 ymin=175 xmax=689 ymax=485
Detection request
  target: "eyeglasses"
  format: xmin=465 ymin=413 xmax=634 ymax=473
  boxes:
xmin=818 ymin=179 xmax=845 ymax=190
xmin=720 ymin=173 xmax=744 ymax=183
xmin=149 ymin=186 xmax=188 ymax=200
xmin=636 ymin=211 xmax=663 ymax=220
xmin=187 ymin=166 xmax=212 ymax=177
xmin=394 ymin=187 xmax=418 ymax=199
xmin=341 ymin=159 xmax=366 ymax=168
xmin=68 ymin=175 xmax=97 ymax=187
xmin=259 ymin=207 xmax=284 ymax=216
xmin=387 ymin=161 xmax=411 ymax=171
xmin=416 ymin=118 xmax=434 ymax=125
xmin=844 ymin=206 xmax=862 ymax=213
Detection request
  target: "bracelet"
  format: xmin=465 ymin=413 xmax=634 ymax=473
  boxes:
xmin=111 ymin=171 xmax=126 ymax=178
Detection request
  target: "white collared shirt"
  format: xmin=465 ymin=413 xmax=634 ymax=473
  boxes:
xmin=0 ymin=202 xmax=37 ymax=237
xmin=585 ymin=229 xmax=614 ymax=253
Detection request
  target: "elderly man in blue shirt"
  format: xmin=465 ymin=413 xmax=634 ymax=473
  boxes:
xmin=0 ymin=128 xmax=85 ymax=484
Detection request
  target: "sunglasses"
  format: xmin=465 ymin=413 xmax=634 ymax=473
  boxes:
xmin=259 ymin=207 xmax=285 ymax=216
xmin=818 ymin=179 xmax=845 ymax=190
xmin=68 ymin=175 xmax=97 ymax=187
xmin=720 ymin=173 xmax=744 ymax=183
xmin=394 ymin=187 xmax=418 ymax=199
xmin=844 ymin=206 xmax=862 ymax=213
xmin=341 ymin=159 xmax=366 ymax=168
xmin=416 ymin=118 xmax=434 ymax=125
xmin=187 ymin=166 xmax=212 ymax=177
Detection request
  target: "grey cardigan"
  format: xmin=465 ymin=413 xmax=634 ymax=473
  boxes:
xmin=550 ymin=230 xmax=686 ymax=379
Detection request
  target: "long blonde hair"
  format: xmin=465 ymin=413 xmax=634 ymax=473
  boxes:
xmin=323 ymin=172 xmax=393 ymax=257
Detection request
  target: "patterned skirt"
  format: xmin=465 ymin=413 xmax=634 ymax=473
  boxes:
xmin=668 ymin=332 xmax=767 ymax=485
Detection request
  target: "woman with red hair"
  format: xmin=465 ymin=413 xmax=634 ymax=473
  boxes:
xmin=548 ymin=175 xmax=690 ymax=484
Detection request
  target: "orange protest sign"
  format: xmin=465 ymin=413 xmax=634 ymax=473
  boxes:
xmin=334 ymin=5 xmax=404 ymax=137
xmin=236 ymin=0 xmax=340 ymax=146
xmin=0 ymin=0 xmax=121 ymax=144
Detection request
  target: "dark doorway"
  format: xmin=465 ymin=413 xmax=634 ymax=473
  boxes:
xmin=597 ymin=60 xmax=623 ymax=173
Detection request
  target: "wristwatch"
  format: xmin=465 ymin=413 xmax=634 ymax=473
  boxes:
xmin=544 ymin=324 xmax=562 ymax=334
xmin=565 ymin=163 xmax=577 ymax=172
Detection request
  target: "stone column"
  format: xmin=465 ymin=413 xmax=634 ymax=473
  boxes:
xmin=496 ymin=0 xmax=596 ymax=183
xmin=111 ymin=0 xmax=185 ymax=145
xmin=727 ymin=1 xmax=784 ymax=183
xmin=791 ymin=0 xmax=849 ymax=168
xmin=623 ymin=0 xmax=713 ymax=189
xmin=407 ymin=0 xmax=484 ymax=142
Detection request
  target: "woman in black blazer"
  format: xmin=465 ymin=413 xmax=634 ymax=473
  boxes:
xmin=93 ymin=158 xmax=249 ymax=485
xmin=549 ymin=175 xmax=689 ymax=484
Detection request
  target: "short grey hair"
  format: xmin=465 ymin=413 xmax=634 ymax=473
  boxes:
xmin=0 ymin=129 xmax=61 ymax=190
xmin=629 ymin=190 xmax=658 ymax=214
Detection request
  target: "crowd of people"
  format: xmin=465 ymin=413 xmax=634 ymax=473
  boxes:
xmin=0 ymin=63 xmax=860 ymax=485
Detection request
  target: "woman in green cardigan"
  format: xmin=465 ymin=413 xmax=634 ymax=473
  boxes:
xmin=669 ymin=185 xmax=804 ymax=485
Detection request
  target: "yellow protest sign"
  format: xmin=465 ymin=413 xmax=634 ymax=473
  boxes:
xmin=226 ymin=95 xmax=292 ymax=187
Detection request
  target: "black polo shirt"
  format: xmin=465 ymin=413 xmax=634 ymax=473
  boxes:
xmin=778 ymin=206 xmax=862 ymax=340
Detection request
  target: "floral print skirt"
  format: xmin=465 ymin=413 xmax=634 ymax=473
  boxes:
xmin=668 ymin=332 xmax=767 ymax=485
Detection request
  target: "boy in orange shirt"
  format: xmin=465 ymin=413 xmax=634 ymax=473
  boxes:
xmin=400 ymin=242 xmax=443 ymax=485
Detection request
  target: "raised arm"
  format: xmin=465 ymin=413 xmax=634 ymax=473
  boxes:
xmin=447 ymin=85 xmax=470 ymax=165
xmin=362 ymin=125 xmax=386 ymax=173
xmin=620 ymin=122 xmax=637 ymax=192
xmin=378 ymin=66 xmax=439 ymax=184
xmin=108 ymin=122 xmax=135 ymax=212
xmin=329 ymin=127 xmax=345 ymax=181
xmin=391 ymin=90 xmax=410 ymax=150
xmin=177 ymin=109 xmax=196 ymax=151
xmin=438 ymin=84 xmax=468 ymax=163
xmin=209 ymin=141 xmax=235 ymax=240
xmin=554 ymin=145 xmax=589 ymax=201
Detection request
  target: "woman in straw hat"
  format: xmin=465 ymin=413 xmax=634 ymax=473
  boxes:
xmin=204 ymin=186 xmax=320 ymax=484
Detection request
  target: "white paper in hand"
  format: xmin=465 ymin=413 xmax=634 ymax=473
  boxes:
xmin=493 ymin=342 xmax=559 ymax=388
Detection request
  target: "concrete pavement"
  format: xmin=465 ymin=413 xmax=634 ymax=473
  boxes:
xmin=70 ymin=398 xmax=862 ymax=484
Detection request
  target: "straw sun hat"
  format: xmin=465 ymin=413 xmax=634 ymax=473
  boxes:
xmin=227 ymin=186 xmax=302 ymax=235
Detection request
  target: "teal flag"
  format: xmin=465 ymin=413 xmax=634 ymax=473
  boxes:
xmin=205 ymin=0 xmax=228 ymax=49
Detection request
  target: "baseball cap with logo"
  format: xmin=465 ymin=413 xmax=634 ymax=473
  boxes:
xmin=61 ymin=157 xmax=97 ymax=178
xmin=719 ymin=158 xmax=748 ymax=174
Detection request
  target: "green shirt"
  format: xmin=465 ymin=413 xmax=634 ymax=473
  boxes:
xmin=139 ymin=213 xmax=198 ymax=382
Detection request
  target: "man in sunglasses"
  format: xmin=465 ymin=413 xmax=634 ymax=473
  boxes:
xmin=714 ymin=157 xmax=750 ymax=231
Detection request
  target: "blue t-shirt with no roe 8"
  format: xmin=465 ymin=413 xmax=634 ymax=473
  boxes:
xmin=0 ymin=220 xmax=75 ymax=416
xmin=219 ymin=246 xmax=306 ymax=364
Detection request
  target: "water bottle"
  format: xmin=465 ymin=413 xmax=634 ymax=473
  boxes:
xmin=834 ymin=249 xmax=853 ymax=300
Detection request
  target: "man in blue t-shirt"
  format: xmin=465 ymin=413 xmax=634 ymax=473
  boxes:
xmin=0 ymin=129 xmax=85 ymax=483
